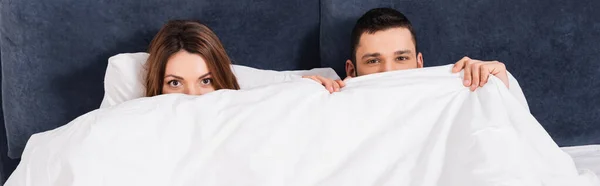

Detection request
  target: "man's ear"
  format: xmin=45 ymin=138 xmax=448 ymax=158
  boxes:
xmin=417 ymin=52 xmax=424 ymax=68
xmin=345 ymin=59 xmax=357 ymax=77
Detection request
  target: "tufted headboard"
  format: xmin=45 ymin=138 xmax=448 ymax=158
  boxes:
xmin=1 ymin=0 xmax=599 ymax=182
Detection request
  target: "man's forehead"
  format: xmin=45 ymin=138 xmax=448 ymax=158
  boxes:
xmin=356 ymin=27 xmax=416 ymax=54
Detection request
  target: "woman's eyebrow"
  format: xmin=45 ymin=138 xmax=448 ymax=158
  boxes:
xmin=198 ymin=72 xmax=212 ymax=79
xmin=164 ymin=74 xmax=183 ymax=79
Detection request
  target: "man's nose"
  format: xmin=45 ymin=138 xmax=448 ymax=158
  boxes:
xmin=380 ymin=61 xmax=393 ymax=72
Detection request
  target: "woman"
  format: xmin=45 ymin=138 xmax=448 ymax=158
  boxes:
xmin=145 ymin=20 xmax=343 ymax=96
xmin=145 ymin=20 xmax=240 ymax=97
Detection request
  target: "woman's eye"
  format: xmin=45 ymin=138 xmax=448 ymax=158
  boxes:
xmin=168 ymin=80 xmax=182 ymax=87
xmin=201 ymin=78 xmax=212 ymax=85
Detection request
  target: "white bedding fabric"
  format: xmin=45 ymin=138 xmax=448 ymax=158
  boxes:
xmin=562 ymin=145 xmax=600 ymax=178
xmin=6 ymin=65 xmax=599 ymax=186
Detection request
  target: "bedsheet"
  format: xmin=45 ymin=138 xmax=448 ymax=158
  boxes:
xmin=6 ymin=65 xmax=599 ymax=186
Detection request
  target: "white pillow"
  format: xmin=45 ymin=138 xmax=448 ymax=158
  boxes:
xmin=99 ymin=52 xmax=340 ymax=108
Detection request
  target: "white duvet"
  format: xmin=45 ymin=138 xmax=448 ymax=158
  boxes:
xmin=6 ymin=65 xmax=599 ymax=186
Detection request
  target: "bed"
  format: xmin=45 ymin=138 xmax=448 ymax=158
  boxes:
xmin=563 ymin=145 xmax=600 ymax=176
xmin=1 ymin=0 xmax=599 ymax=184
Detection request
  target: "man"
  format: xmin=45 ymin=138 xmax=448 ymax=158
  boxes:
xmin=305 ymin=8 xmax=509 ymax=93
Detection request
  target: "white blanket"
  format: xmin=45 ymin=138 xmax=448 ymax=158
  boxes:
xmin=6 ymin=65 xmax=599 ymax=186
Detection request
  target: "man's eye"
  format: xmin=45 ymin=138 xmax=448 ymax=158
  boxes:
xmin=366 ymin=59 xmax=379 ymax=64
xmin=397 ymin=56 xmax=408 ymax=61
xmin=201 ymin=78 xmax=213 ymax=85
xmin=168 ymin=80 xmax=182 ymax=87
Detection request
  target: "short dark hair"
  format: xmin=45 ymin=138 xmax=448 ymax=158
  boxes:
xmin=350 ymin=8 xmax=418 ymax=64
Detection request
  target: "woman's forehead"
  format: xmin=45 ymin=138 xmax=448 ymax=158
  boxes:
xmin=165 ymin=51 xmax=210 ymax=77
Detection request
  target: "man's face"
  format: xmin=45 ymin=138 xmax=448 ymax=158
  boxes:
xmin=346 ymin=27 xmax=423 ymax=77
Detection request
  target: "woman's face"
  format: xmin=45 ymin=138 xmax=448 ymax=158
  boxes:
xmin=162 ymin=50 xmax=215 ymax=95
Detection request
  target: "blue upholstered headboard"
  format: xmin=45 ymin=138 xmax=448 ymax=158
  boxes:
xmin=1 ymin=0 xmax=599 ymax=182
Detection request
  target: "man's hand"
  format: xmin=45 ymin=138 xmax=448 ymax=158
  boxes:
xmin=303 ymin=75 xmax=345 ymax=93
xmin=452 ymin=56 xmax=509 ymax=91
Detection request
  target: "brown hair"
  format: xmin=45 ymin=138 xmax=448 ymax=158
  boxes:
xmin=145 ymin=20 xmax=240 ymax=97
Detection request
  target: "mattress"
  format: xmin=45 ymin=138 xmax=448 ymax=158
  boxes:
xmin=563 ymin=145 xmax=600 ymax=177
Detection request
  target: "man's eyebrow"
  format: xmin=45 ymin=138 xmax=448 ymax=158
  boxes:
xmin=394 ymin=50 xmax=412 ymax=55
xmin=361 ymin=53 xmax=381 ymax=59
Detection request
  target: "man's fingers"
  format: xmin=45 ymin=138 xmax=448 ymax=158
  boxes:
xmin=470 ymin=63 xmax=481 ymax=91
xmin=463 ymin=59 xmax=473 ymax=87
xmin=479 ymin=64 xmax=490 ymax=87
xmin=453 ymin=56 xmax=471 ymax=73
xmin=490 ymin=62 xmax=510 ymax=88
xmin=456 ymin=59 xmax=509 ymax=89
xmin=489 ymin=62 xmax=505 ymax=75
